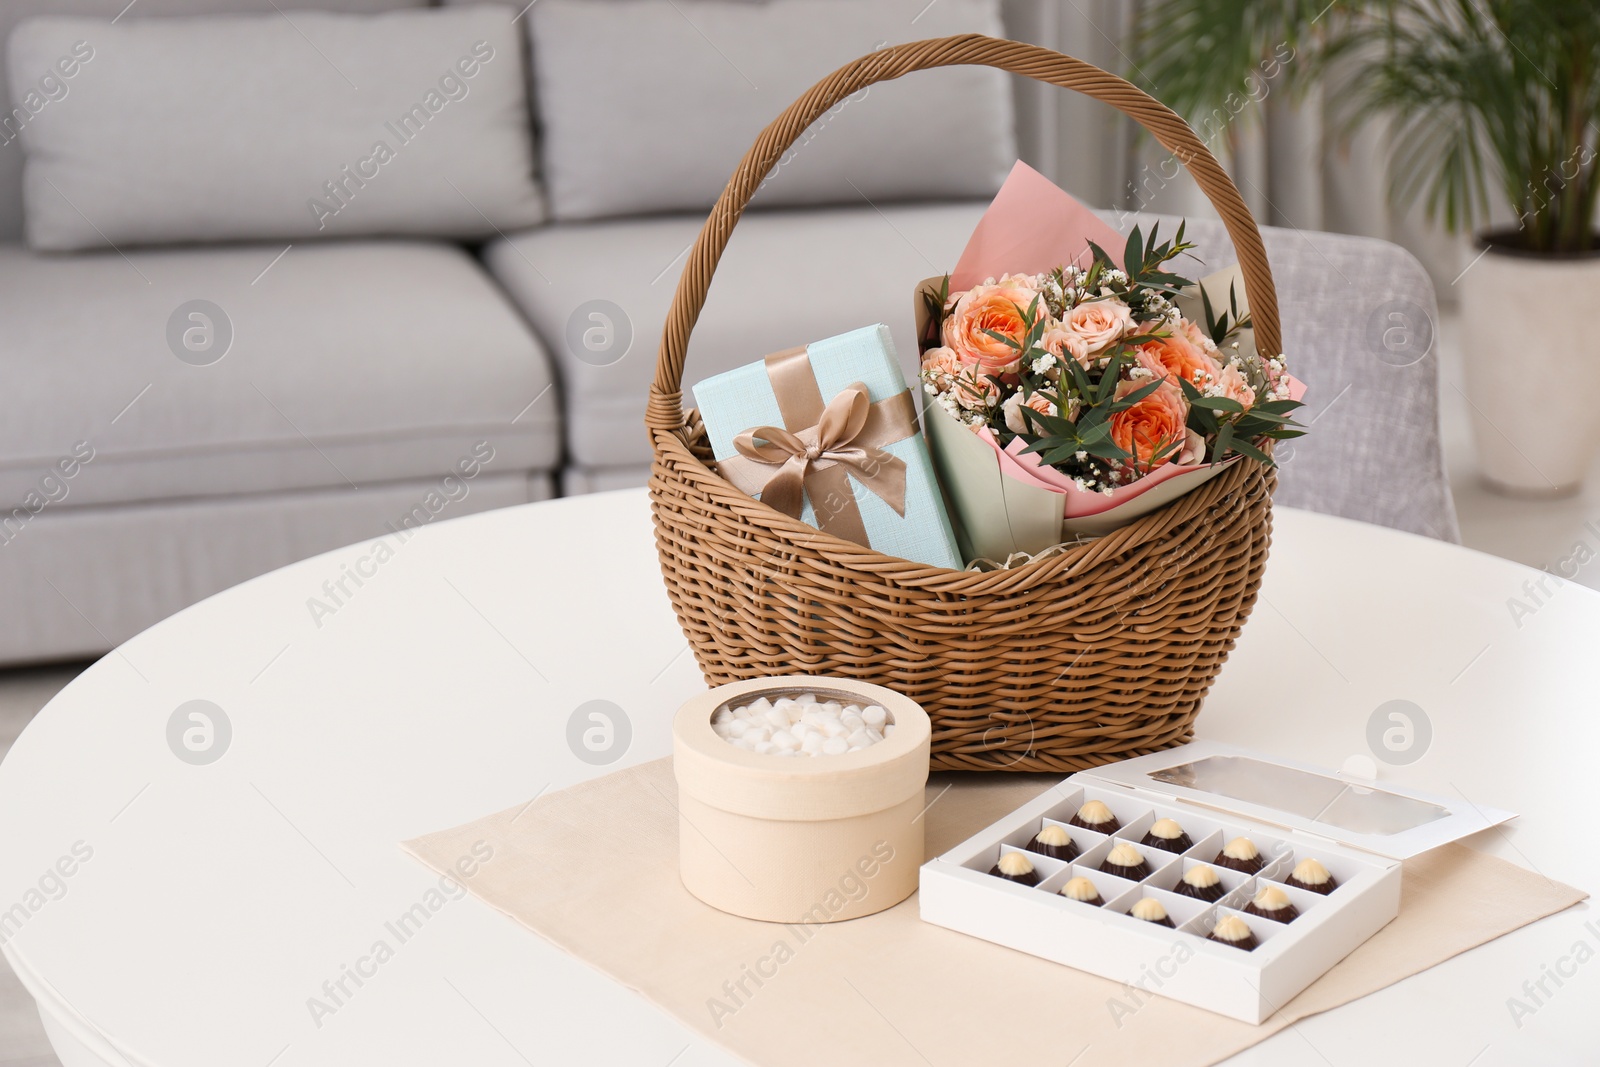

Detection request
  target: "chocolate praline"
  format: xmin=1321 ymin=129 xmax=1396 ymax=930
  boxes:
xmin=1130 ymin=897 xmax=1174 ymax=928
xmin=1058 ymin=876 xmax=1104 ymax=907
xmin=1285 ymin=857 xmax=1338 ymax=895
xmin=1214 ymin=836 xmax=1265 ymax=875
xmin=1208 ymin=914 xmax=1258 ymax=951
xmin=1244 ymin=885 xmax=1299 ymax=924
xmin=1026 ymin=823 xmax=1080 ymax=863
xmin=1068 ymin=799 xmax=1121 ymax=835
xmin=1173 ymin=864 xmax=1226 ymax=903
xmin=1099 ymin=841 xmax=1151 ymax=881
xmin=989 ymin=851 xmax=1041 ymax=887
xmin=1140 ymin=817 xmax=1194 ymax=854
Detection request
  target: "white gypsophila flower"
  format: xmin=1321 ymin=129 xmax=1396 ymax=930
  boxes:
xmin=1075 ymin=450 xmax=1087 ymax=461
xmin=1129 ymin=366 xmax=1154 ymax=381
xmin=923 ymin=381 xmax=939 ymax=396
xmin=1031 ymin=353 xmax=1058 ymax=375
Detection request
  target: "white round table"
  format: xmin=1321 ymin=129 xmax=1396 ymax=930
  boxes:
xmin=0 ymin=491 xmax=1594 ymax=1067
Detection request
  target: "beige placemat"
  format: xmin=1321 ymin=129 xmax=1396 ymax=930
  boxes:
xmin=404 ymin=759 xmax=1585 ymax=1067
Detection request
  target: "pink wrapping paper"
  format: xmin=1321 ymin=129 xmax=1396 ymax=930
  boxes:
xmin=992 ymin=431 xmax=1233 ymax=518
xmin=951 ymin=160 xmax=1126 ymax=289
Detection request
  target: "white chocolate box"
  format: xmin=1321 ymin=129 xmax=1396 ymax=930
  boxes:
xmin=918 ymin=742 xmax=1515 ymax=1023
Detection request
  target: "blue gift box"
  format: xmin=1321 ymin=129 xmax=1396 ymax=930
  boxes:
xmin=691 ymin=324 xmax=962 ymax=570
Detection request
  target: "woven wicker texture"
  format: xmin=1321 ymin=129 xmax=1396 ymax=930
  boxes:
xmin=648 ymin=35 xmax=1279 ymax=772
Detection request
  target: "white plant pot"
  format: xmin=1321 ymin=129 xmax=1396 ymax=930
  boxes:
xmin=1459 ymin=235 xmax=1600 ymax=495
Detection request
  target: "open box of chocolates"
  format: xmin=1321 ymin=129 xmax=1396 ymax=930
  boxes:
xmin=918 ymin=741 xmax=1515 ymax=1023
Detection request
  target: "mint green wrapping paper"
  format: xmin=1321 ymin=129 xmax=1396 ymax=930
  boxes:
xmin=691 ymin=324 xmax=962 ymax=570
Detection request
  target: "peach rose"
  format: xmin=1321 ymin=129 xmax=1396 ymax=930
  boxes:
xmin=920 ymin=346 xmax=962 ymax=382
xmin=1130 ymin=345 xmax=1167 ymax=381
xmin=1213 ymin=364 xmax=1256 ymax=411
xmin=1137 ymin=327 xmax=1221 ymax=389
xmin=1002 ymin=390 xmax=1058 ymax=434
xmin=1177 ymin=317 xmax=1220 ymax=357
xmin=942 ymin=280 xmax=1040 ymax=375
xmin=1042 ymin=326 xmax=1090 ymax=368
xmin=953 ymin=371 xmax=1000 ymax=411
xmin=1112 ymin=375 xmax=1189 ymax=472
xmin=1065 ymin=298 xmax=1134 ymax=354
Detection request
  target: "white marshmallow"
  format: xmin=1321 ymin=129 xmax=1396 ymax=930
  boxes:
xmin=717 ymin=694 xmax=893 ymax=758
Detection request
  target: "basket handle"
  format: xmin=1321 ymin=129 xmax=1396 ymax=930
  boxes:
xmin=646 ymin=33 xmax=1281 ymax=436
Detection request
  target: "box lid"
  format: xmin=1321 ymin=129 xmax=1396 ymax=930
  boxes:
xmin=1077 ymin=741 xmax=1515 ymax=860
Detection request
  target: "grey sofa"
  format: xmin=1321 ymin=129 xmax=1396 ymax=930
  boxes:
xmin=0 ymin=0 xmax=1456 ymax=667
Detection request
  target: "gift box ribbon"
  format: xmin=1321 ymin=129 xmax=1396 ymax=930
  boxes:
xmin=717 ymin=347 xmax=914 ymax=548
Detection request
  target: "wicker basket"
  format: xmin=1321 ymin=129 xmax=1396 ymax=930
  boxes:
xmin=647 ymin=35 xmax=1282 ymax=773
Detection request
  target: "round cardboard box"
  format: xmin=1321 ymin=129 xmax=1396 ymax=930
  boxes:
xmin=672 ymin=677 xmax=931 ymax=922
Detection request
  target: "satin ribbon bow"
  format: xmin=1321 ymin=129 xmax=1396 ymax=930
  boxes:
xmin=732 ymin=383 xmax=908 ymax=523
xmin=713 ymin=346 xmax=919 ymax=549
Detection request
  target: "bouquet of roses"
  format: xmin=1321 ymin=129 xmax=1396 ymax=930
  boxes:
xmin=921 ymin=223 xmax=1300 ymax=487
xmin=914 ymin=163 xmax=1305 ymax=559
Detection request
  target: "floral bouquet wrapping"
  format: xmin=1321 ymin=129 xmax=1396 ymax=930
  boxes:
xmin=916 ymin=162 xmax=1306 ymax=561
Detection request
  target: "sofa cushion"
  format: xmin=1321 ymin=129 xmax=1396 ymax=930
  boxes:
xmin=0 ymin=472 xmax=553 ymax=666
xmin=0 ymin=0 xmax=429 ymax=244
xmin=527 ymin=0 xmax=1013 ymax=221
xmin=7 ymin=5 xmax=544 ymax=251
xmin=0 ymin=240 xmax=559 ymax=510
xmin=483 ymin=202 xmax=988 ymax=470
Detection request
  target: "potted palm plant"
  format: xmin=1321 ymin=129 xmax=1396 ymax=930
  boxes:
xmin=1131 ymin=0 xmax=1600 ymax=494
